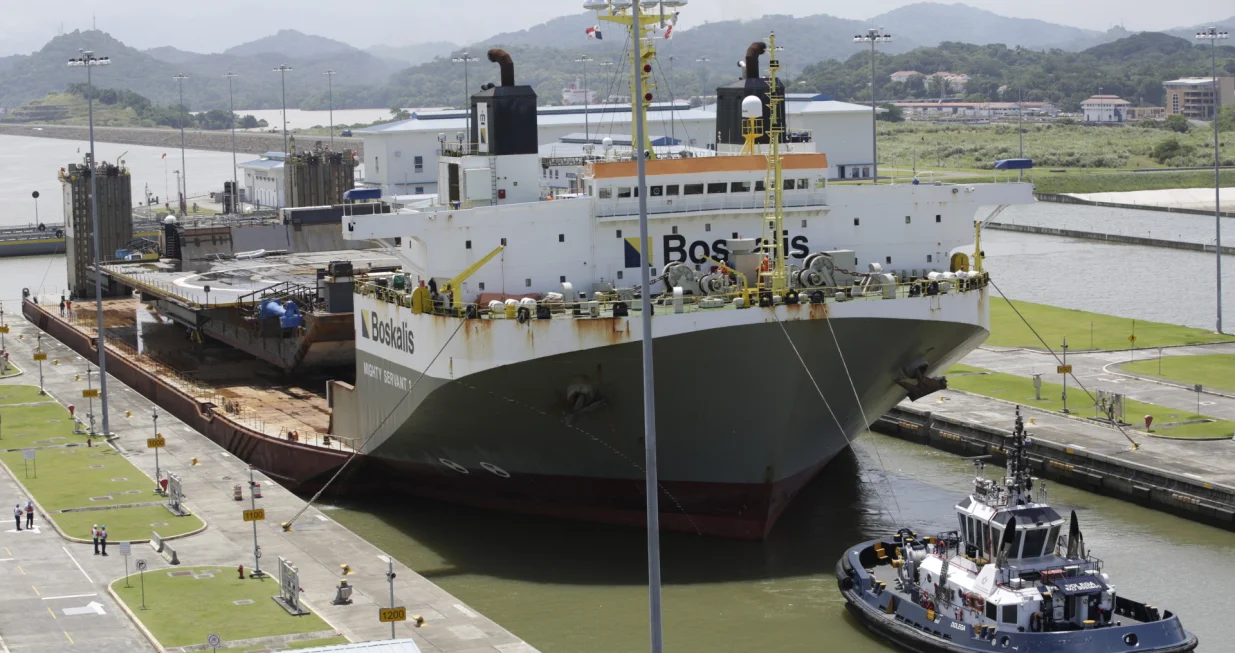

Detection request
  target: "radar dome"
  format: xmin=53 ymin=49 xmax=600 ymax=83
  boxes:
xmin=602 ymin=136 xmax=613 ymax=148
xmin=741 ymin=95 xmax=764 ymax=119
xmin=163 ymin=216 xmax=178 ymax=225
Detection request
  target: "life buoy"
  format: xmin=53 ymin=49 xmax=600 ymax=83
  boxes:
xmin=1030 ymin=612 xmax=1042 ymax=632
xmin=55 ymin=229 xmax=64 ymax=238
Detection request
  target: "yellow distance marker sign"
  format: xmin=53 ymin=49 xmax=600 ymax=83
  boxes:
xmin=0 ymin=325 xmax=9 ymax=333
xmin=147 ymin=437 xmax=166 ymax=449
xmin=82 ymin=388 xmax=100 ymax=398
xmin=243 ymin=508 xmax=266 ymax=522
xmin=1056 ymin=365 xmax=1072 ymax=374
xmin=379 ymin=607 xmax=407 ymax=623
xmin=33 ymin=352 xmax=47 ymax=361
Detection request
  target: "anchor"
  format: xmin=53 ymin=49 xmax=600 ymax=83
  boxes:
xmin=895 ymin=359 xmax=948 ymax=402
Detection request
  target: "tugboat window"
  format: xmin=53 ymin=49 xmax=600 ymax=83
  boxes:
xmin=1023 ymin=527 xmax=1048 ymax=558
xmin=1046 ymin=524 xmax=1061 ymax=553
xmin=986 ymin=601 xmax=997 ymax=621
xmin=1002 ymin=605 xmax=1017 ymax=624
xmin=1013 ymin=532 xmax=1025 ymax=558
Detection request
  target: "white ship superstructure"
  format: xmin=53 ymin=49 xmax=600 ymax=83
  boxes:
xmin=328 ymin=2 xmax=1033 ymax=538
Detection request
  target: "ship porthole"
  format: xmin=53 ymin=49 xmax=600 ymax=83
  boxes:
xmin=480 ymin=462 xmax=510 ymax=478
xmin=439 ymin=458 xmax=469 ymax=474
xmin=1124 ymin=633 xmax=1138 ymax=646
xmin=1000 ymin=635 xmax=1010 ymax=648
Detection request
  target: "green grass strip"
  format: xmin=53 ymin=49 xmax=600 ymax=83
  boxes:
xmin=988 ymin=300 xmax=1233 ymax=351
xmin=944 ymin=366 xmax=1234 ymax=440
xmin=1122 ymin=354 xmax=1235 ymax=395
xmin=111 ymin=567 xmax=334 ymax=648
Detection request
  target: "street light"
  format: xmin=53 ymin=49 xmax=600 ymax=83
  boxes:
xmin=1196 ymin=26 xmax=1229 ymax=334
xmin=323 ymin=69 xmax=336 ymax=150
xmin=173 ymin=73 xmax=189 ymax=213
xmin=224 ymin=72 xmax=239 ymax=214
xmin=67 ymin=49 xmax=113 ymax=437
xmin=452 ymin=52 xmax=478 ymax=139
xmin=575 ymin=55 xmax=594 ymax=141
xmin=273 ymin=64 xmax=293 ymax=156
xmin=854 ymin=27 xmax=892 ymax=183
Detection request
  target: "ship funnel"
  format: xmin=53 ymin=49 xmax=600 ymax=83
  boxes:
xmin=488 ymin=49 xmax=515 ymax=87
xmin=744 ymin=42 xmax=766 ymax=79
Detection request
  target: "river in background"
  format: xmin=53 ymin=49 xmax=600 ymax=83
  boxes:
xmin=236 ymin=108 xmax=413 ymax=132
xmin=998 ymin=202 xmax=1235 ymax=246
xmin=0 ymin=134 xmax=246 ymax=226
xmin=326 ymin=433 xmax=1231 ymax=652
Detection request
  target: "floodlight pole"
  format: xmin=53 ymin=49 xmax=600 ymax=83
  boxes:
xmin=1196 ymin=27 xmax=1228 ymax=334
xmin=854 ymin=28 xmax=891 ymax=183
xmin=174 ymin=74 xmax=189 ymax=213
xmin=324 ymin=69 xmax=336 ymax=150
xmin=225 ymin=72 xmax=239 ymax=214
xmin=575 ymin=55 xmax=594 ymax=140
xmin=452 ymin=53 xmax=478 ymax=141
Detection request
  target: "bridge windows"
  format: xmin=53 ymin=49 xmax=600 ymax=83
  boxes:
xmin=730 ymin=181 xmax=751 ymax=193
xmin=665 ymin=184 xmax=680 ymax=196
xmin=684 ymin=183 xmax=704 ymax=195
xmin=936 ymin=214 xmax=942 ymax=223
xmin=599 ymin=187 xmax=612 ymax=199
xmin=706 ymin=182 xmax=727 ymax=194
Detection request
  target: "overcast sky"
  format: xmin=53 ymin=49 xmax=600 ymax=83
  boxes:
xmin=2 ymin=0 xmax=1231 ymax=57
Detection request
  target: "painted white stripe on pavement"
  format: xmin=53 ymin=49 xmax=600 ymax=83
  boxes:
xmin=42 ymin=593 xmax=98 ymax=601
xmin=62 ymin=546 xmax=92 ymax=583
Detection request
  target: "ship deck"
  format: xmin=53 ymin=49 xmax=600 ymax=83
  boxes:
xmin=64 ymin=298 xmax=341 ymax=447
xmin=97 ymin=249 xmax=400 ymax=309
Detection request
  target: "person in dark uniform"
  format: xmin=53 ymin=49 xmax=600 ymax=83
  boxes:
xmin=100 ymin=525 xmax=108 ymax=556
xmin=13 ymin=504 xmax=22 ymax=531
xmin=92 ymin=524 xmax=100 ymax=554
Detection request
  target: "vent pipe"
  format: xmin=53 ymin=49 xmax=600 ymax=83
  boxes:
xmin=744 ymin=42 xmax=766 ymax=79
xmin=488 ymin=49 xmax=514 ymax=87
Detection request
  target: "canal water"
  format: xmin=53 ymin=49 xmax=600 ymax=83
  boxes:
xmin=325 ymin=432 xmax=1231 ymax=652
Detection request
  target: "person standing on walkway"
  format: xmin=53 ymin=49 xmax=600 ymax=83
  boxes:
xmin=99 ymin=524 xmax=108 ymax=556
xmin=59 ymin=296 xmax=66 ymax=317
xmin=92 ymin=524 xmax=100 ymax=554
xmin=13 ymin=504 xmax=22 ymax=531
xmin=24 ymin=499 xmax=33 ymax=529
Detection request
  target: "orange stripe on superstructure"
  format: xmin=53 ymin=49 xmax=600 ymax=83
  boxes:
xmin=590 ymin=153 xmax=828 ymax=179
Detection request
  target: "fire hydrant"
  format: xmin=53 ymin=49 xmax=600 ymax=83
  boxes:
xmin=238 ymin=564 xmax=245 ymax=579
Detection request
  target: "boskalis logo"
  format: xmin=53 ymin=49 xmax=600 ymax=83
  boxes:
xmin=360 ymin=309 xmax=415 ymax=354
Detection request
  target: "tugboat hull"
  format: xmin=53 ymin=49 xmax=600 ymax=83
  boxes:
xmin=836 ymin=544 xmax=1198 ymax=653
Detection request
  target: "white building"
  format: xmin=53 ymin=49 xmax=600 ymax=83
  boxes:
xmin=561 ymin=80 xmax=598 ymax=105
xmin=889 ymin=70 xmax=923 ymax=84
xmin=238 ymin=152 xmax=286 ymax=209
xmin=1080 ymin=95 xmax=1130 ymax=123
xmin=356 ymin=95 xmax=875 ymax=195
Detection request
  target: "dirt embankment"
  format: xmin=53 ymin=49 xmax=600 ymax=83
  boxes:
xmin=0 ymin=123 xmax=365 ymax=158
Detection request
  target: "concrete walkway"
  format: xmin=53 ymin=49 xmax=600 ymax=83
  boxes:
xmin=1 ymin=318 xmax=537 ymax=653
xmin=964 ymin=342 xmax=1235 ymax=423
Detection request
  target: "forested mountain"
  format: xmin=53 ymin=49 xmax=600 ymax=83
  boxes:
xmin=366 ymin=42 xmax=460 ymax=67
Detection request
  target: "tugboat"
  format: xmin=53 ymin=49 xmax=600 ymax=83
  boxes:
xmin=836 ymin=408 xmax=1198 ymax=652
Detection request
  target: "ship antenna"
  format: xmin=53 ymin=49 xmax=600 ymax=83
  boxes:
xmin=760 ymin=33 xmax=789 ymax=295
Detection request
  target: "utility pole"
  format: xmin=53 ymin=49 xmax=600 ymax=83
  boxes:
xmin=451 ymin=53 xmax=477 ymax=139
xmin=249 ymin=465 xmax=264 ymax=578
xmin=173 ymin=73 xmax=189 ymax=214
xmin=631 ymin=7 xmax=663 ymax=653
xmin=86 ymin=365 xmax=96 ymax=436
xmin=152 ymin=407 xmax=161 ymax=492
xmin=575 ymin=55 xmax=594 ymax=142
xmin=273 ymin=65 xmax=293 ymax=156
xmin=68 ymin=50 xmax=113 ymax=437
xmin=224 ymin=72 xmax=239 ymax=215
xmin=854 ymin=28 xmax=892 ymax=183
xmin=1061 ymin=336 xmax=1069 ymax=414
xmin=386 ymin=557 xmax=397 ymax=639
xmin=1196 ymin=27 xmax=1228 ymax=334
xmin=323 ymin=69 xmax=336 ymax=150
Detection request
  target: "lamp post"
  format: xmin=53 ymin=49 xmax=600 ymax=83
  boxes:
xmin=323 ymin=69 xmax=336 ymax=150
xmin=451 ymin=53 xmax=477 ymax=138
xmin=67 ymin=49 xmax=113 ymax=438
xmin=854 ymin=27 xmax=892 ymax=183
xmin=273 ymin=64 xmax=293 ymax=156
xmin=173 ymin=73 xmax=189 ymax=213
xmin=575 ymin=55 xmax=594 ymax=141
xmin=1196 ymin=26 xmax=1229 ymax=334
xmin=224 ymin=72 xmax=239 ymax=214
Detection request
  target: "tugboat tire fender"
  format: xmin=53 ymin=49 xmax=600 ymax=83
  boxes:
xmin=1029 ymin=612 xmax=1042 ymax=633
xmin=840 ymin=576 xmax=854 ymax=591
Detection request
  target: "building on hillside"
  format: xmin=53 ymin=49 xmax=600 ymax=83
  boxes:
xmin=60 ymin=156 xmax=133 ymax=298
xmin=1163 ymin=77 xmax=1235 ymax=119
xmin=356 ymin=94 xmax=875 ymax=195
xmin=889 ymin=70 xmax=923 ymax=83
xmin=1125 ymin=105 xmax=1165 ymax=121
xmin=892 ymin=101 xmax=1058 ymax=119
xmin=927 ymin=72 xmax=969 ymax=92
xmin=1080 ymin=95 xmax=1130 ymax=123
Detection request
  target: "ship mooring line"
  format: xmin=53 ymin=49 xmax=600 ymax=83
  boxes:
xmin=989 ymin=280 xmax=1141 ymax=451
xmin=773 ymin=313 xmax=902 ymax=522
xmin=282 ymin=316 xmax=470 ymax=531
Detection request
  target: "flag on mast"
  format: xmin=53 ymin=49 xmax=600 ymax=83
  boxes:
xmin=585 ymin=25 xmax=603 ymax=40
